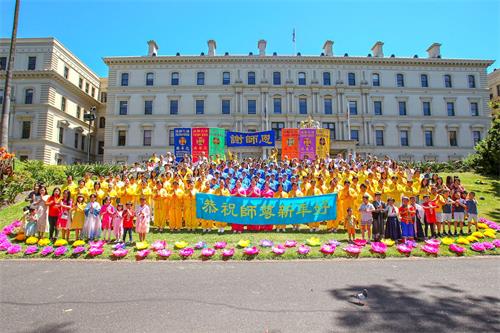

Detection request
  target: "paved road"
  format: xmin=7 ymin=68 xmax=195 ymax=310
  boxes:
xmin=1 ymin=258 xmax=499 ymax=333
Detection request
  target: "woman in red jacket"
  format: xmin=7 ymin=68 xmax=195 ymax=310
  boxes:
xmin=46 ymin=187 xmax=62 ymax=241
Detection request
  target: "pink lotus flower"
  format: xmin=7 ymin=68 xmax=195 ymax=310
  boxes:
xmin=320 ymin=244 xmax=336 ymax=255
xmin=156 ymin=249 xmax=172 ymax=259
xmin=482 ymin=242 xmax=494 ymax=250
xmin=297 ymin=245 xmax=310 ymax=255
xmin=201 ymin=247 xmax=216 ymax=258
xmin=326 ymin=239 xmax=341 ymax=247
xmin=221 ymin=248 xmax=235 ymax=258
xmin=151 ymin=240 xmax=167 ymax=251
xmin=179 ymin=247 xmax=194 ymax=258
xmin=88 ymin=246 xmax=104 ymax=256
xmin=112 ymin=248 xmax=128 ymax=258
xmin=136 ymin=249 xmax=151 ymax=259
xmin=370 ymin=242 xmax=387 ymax=254
xmin=113 ymin=243 xmax=126 ymax=250
xmin=24 ymin=245 xmax=38 ymax=255
xmin=0 ymin=233 xmax=7 ymax=242
xmin=343 ymin=245 xmax=362 ymax=255
xmin=12 ymin=220 xmax=22 ymax=228
xmin=492 ymin=239 xmax=500 ymax=248
xmin=397 ymin=244 xmax=413 ymax=256
xmin=353 ymin=239 xmax=367 ymax=247
xmin=214 ymin=241 xmax=227 ymax=249
xmin=41 ymin=246 xmax=54 ymax=256
xmin=271 ymin=244 xmax=286 ymax=255
xmin=194 ymin=241 xmax=207 ymax=250
xmin=260 ymin=239 xmax=273 ymax=247
xmin=449 ymin=243 xmax=465 ymax=255
xmin=243 ymin=246 xmax=259 ymax=256
xmin=470 ymin=242 xmax=486 ymax=252
xmin=89 ymin=240 xmax=105 ymax=248
xmin=72 ymin=246 xmax=86 ymax=255
xmin=2 ymin=225 xmax=14 ymax=235
xmin=284 ymin=240 xmax=297 ymax=248
xmin=405 ymin=240 xmax=418 ymax=248
xmin=422 ymin=244 xmax=439 ymax=255
xmin=425 ymin=239 xmax=441 ymax=247
xmin=54 ymin=246 xmax=67 ymax=257
xmin=7 ymin=244 xmax=22 ymax=254
xmin=0 ymin=240 xmax=12 ymax=251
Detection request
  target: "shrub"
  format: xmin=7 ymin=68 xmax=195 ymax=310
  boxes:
xmin=466 ymin=118 xmax=500 ymax=176
xmin=0 ymin=171 xmax=35 ymax=204
xmin=16 ymin=160 xmax=66 ymax=186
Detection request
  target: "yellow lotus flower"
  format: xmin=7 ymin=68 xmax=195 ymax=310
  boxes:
xmin=136 ymin=241 xmax=150 ymax=250
xmin=174 ymin=241 xmax=188 ymax=249
xmin=382 ymin=239 xmax=395 ymax=247
xmin=471 ymin=231 xmax=484 ymax=239
xmin=441 ymin=237 xmax=454 ymax=245
xmin=466 ymin=235 xmax=478 ymax=243
xmin=456 ymin=237 xmax=470 ymax=245
xmin=483 ymin=229 xmax=496 ymax=238
xmin=54 ymin=239 xmax=68 ymax=247
xmin=73 ymin=240 xmax=86 ymax=247
xmin=477 ymin=223 xmax=488 ymax=229
xmin=38 ymin=238 xmax=50 ymax=246
xmin=26 ymin=236 xmax=39 ymax=245
xmin=306 ymin=237 xmax=321 ymax=247
xmin=237 ymin=239 xmax=250 ymax=248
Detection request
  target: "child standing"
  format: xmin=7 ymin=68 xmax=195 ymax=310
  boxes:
xmin=24 ymin=206 xmax=38 ymax=237
xmin=112 ymin=203 xmax=124 ymax=242
xmin=122 ymin=202 xmax=135 ymax=244
xmin=384 ymin=198 xmax=402 ymax=241
xmin=100 ymin=196 xmax=115 ymax=242
xmin=57 ymin=190 xmax=72 ymax=241
xmin=452 ymin=192 xmax=466 ymax=235
xmin=82 ymin=194 xmax=101 ymax=241
xmin=399 ymin=197 xmax=416 ymax=242
xmin=421 ymin=195 xmax=437 ymax=238
xmin=71 ymin=194 xmax=86 ymax=240
xmin=135 ymin=197 xmax=151 ymax=242
xmin=358 ymin=195 xmax=375 ymax=241
xmin=344 ymin=208 xmax=357 ymax=243
xmin=466 ymin=192 xmax=478 ymax=234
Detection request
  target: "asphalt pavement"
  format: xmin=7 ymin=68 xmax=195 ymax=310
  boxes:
xmin=1 ymin=257 xmax=499 ymax=333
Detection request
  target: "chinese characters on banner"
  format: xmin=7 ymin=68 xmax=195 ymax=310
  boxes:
xmin=208 ymin=128 xmax=226 ymax=160
xmin=226 ymin=131 xmax=276 ymax=147
xmin=191 ymin=128 xmax=209 ymax=162
xmin=281 ymin=128 xmax=299 ymax=160
xmin=299 ymin=128 xmax=317 ymax=160
xmin=315 ymin=128 xmax=330 ymax=159
xmin=196 ymin=193 xmax=337 ymax=225
xmin=173 ymin=128 xmax=192 ymax=162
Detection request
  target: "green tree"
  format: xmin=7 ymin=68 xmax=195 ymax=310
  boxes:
xmin=467 ymin=117 xmax=500 ymax=176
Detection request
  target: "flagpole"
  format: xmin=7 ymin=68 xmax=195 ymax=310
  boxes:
xmin=346 ymin=100 xmax=351 ymax=140
xmin=292 ymin=28 xmax=296 ymax=55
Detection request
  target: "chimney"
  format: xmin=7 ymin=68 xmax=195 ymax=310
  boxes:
xmin=371 ymin=41 xmax=384 ymax=57
xmin=323 ymin=40 xmax=333 ymax=56
xmin=147 ymin=40 xmax=159 ymax=57
xmin=258 ymin=39 xmax=267 ymax=56
xmin=426 ymin=43 xmax=441 ymax=58
xmin=207 ymin=39 xmax=217 ymax=56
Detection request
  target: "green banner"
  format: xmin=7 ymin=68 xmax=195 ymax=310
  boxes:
xmin=209 ymin=128 xmax=226 ymax=160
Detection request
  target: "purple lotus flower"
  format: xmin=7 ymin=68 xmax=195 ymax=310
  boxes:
xmin=320 ymin=244 xmax=336 ymax=255
xmin=422 ymin=244 xmax=439 ymax=255
xmin=405 ymin=240 xmax=418 ymax=248
xmin=194 ymin=241 xmax=207 ymax=250
xmin=397 ymin=244 xmax=413 ymax=255
xmin=425 ymin=239 xmax=441 ymax=247
xmin=24 ymin=245 xmax=38 ymax=255
xmin=12 ymin=220 xmax=22 ymax=228
xmin=7 ymin=244 xmax=22 ymax=254
xmin=260 ymin=239 xmax=273 ymax=248
xmin=201 ymin=248 xmax=216 ymax=258
xmin=492 ymin=239 xmax=500 ymax=248
xmin=136 ymin=249 xmax=150 ymax=259
xmin=151 ymin=240 xmax=167 ymax=251
xmin=326 ymin=239 xmax=341 ymax=247
xmin=88 ymin=246 xmax=104 ymax=256
xmin=0 ymin=233 xmax=7 ymax=242
xmin=353 ymin=239 xmax=367 ymax=247
xmin=284 ymin=240 xmax=297 ymax=248
xmin=470 ymin=242 xmax=485 ymax=252
xmin=89 ymin=240 xmax=105 ymax=248
xmin=449 ymin=243 xmax=465 ymax=255
xmin=482 ymin=242 xmax=494 ymax=250
xmin=179 ymin=247 xmax=194 ymax=258
xmin=0 ymin=240 xmax=12 ymax=251
xmin=113 ymin=242 xmax=126 ymax=250
xmin=54 ymin=246 xmax=67 ymax=257
xmin=221 ymin=248 xmax=235 ymax=258
xmin=156 ymin=249 xmax=172 ymax=258
xmin=72 ymin=246 xmax=86 ymax=255
xmin=2 ymin=225 xmax=14 ymax=235
xmin=343 ymin=245 xmax=362 ymax=255
xmin=297 ymin=245 xmax=311 ymax=255
xmin=214 ymin=241 xmax=227 ymax=249
xmin=370 ymin=242 xmax=387 ymax=254
xmin=41 ymin=246 xmax=54 ymax=256
xmin=243 ymin=246 xmax=259 ymax=256
xmin=271 ymin=244 xmax=286 ymax=255
xmin=112 ymin=248 xmax=128 ymax=258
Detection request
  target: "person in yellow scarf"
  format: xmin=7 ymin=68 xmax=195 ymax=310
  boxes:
xmin=288 ymin=182 xmax=303 ymax=231
xmin=152 ymin=180 xmax=168 ymax=232
xmin=200 ymin=181 xmax=213 ymax=232
xmin=326 ymin=178 xmax=340 ymax=232
xmin=183 ymin=180 xmax=199 ymax=231
xmin=305 ymin=179 xmax=323 ymax=232
xmin=213 ymin=180 xmax=230 ymax=233
xmin=273 ymin=183 xmax=288 ymax=232
xmin=168 ymin=180 xmax=184 ymax=232
xmin=338 ymin=180 xmax=357 ymax=224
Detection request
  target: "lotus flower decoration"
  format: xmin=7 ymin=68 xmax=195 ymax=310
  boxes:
xmin=397 ymin=244 xmax=413 ymax=256
xmin=41 ymin=246 xmax=54 ymax=256
xmin=54 ymin=239 xmax=68 ymax=247
xmin=456 ymin=237 xmax=470 ymax=245
xmin=156 ymin=249 xmax=172 ymax=259
xmin=38 ymin=238 xmax=50 ymax=247
xmin=343 ymin=245 xmax=361 ymax=256
xmin=152 ymin=240 xmax=167 ymax=251
xmin=284 ymin=240 xmax=297 ymax=248
xmin=243 ymin=246 xmax=259 ymax=256
xmin=174 ymin=241 xmax=189 ymax=249
xmin=221 ymin=248 xmax=235 ymax=258
xmin=353 ymin=239 xmax=367 ymax=247
xmin=26 ymin=236 xmax=38 ymax=245
xmin=7 ymin=244 xmax=22 ymax=254
xmin=237 ymin=239 xmax=250 ymax=248
xmin=306 ymin=237 xmax=321 ymax=247
xmin=24 ymin=245 xmax=38 ymax=255
xmin=72 ymin=246 xmax=86 ymax=255
xmin=88 ymin=246 xmax=104 ymax=256
xmin=370 ymin=242 xmax=387 ymax=254
xmin=136 ymin=249 xmax=151 ymax=260
xmin=214 ymin=241 xmax=227 ymax=249
xmin=201 ymin=248 xmax=216 ymax=258
xmin=179 ymin=247 xmax=194 ymax=258
xmin=112 ymin=248 xmax=128 ymax=258
xmin=422 ymin=244 xmax=439 ymax=255
xmin=382 ymin=239 xmax=395 ymax=247
xmin=441 ymin=237 xmax=454 ymax=245
xmin=297 ymin=245 xmax=310 ymax=255
xmin=320 ymin=244 xmax=336 ymax=255
xmin=260 ymin=239 xmax=273 ymax=248
xmin=449 ymin=243 xmax=465 ymax=255
xmin=271 ymin=244 xmax=286 ymax=255
xmin=54 ymin=246 xmax=67 ymax=257
xmin=73 ymin=240 xmax=86 ymax=247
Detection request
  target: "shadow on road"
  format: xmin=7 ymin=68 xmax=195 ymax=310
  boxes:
xmin=329 ymin=280 xmax=500 ymax=332
xmin=22 ymin=321 xmax=74 ymax=333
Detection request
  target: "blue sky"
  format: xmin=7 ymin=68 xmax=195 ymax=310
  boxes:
xmin=1 ymin=0 xmax=498 ymax=77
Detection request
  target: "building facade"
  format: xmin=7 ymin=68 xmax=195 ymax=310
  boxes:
xmin=0 ymin=38 xmax=102 ymax=164
xmin=102 ymin=40 xmax=493 ymax=163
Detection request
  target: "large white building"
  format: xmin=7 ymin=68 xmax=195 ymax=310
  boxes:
xmin=0 ymin=38 xmax=103 ymax=164
xmin=1 ymin=38 xmax=494 ymax=164
xmin=103 ymin=39 xmax=493 ymax=163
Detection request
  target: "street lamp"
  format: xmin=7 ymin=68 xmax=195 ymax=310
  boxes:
xmin=83 ymin=106 xmax=96 ymax=163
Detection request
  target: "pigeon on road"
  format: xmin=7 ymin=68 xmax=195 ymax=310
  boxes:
xmin=351 ymin=289 xmax=368 ymax=305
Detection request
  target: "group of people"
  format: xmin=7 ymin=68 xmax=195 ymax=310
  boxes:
xmin=21 ymin=152 xmax=479 ymax=244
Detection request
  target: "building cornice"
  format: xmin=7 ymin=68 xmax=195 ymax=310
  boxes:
xmin=103 ymin=55 xmax=494 ymax=68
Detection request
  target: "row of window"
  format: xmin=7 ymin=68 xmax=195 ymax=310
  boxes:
xmin=20 ymin=121 xmax=88 ymax=150
xmin=115 ymin=125 xmax=482 ymax=148
xmin=116 ymin=98 xmax=480 ymax=117
xmin=119 ymin=71 xmax=477 ymax=88
xmin=0 ymin=56 xmax=37 ymax=71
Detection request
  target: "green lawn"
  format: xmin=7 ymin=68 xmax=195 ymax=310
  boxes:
xmin=0 ymin=172 xmax=498 ymax=261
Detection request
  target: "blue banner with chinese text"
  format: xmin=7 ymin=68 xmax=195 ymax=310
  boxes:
xmin=174 ymin=128 xmax=192 ymax=162
xmin=196 ymin=193 xmax=337 ymax=225
xmin=226 ymin=131 xmax=275 ymax=147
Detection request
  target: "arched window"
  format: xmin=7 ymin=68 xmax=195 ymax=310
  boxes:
xmin=25 ymin=88 xmax=34 ymax=104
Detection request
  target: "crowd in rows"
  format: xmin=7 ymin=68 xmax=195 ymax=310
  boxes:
xmin=21 ymin=152 xmax=479 ymax=244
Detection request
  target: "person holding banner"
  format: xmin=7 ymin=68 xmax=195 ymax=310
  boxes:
xmin=260 ymin=182 xmax=275 ymax=231
xmin=230 ymin=180 xmax=246 ymax=233
xmin=288 ymin=182 xmax=304 ymax=231
xmin=214 ymin=180 xmax=230 ymax=233
xmin=273 ymin=183 xmax=289 ymax=232
xmin=200 ymin=182 xmax=214 ymax=233
xmin=305 ymin=179 xmax=323 ymax=232
xmin=245 ymin=178 xmax=261 ymax=232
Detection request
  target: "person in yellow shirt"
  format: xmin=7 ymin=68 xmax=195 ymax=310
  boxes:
xmin=213 ymin=180 xmax=230 ymax=233
xmin=84 ymin=172 xmax=94 ymax=192
xmin=108 ymin=184 xmax=118 ymax=206
xmin=62 ymin=175 xmax=79 ymax=199
xmin=338 ymin=180 xmax=357 ymax=226
xmin=168 ymin=180 xmax=184 ymax=232
xmin=273 ymin=183 xmax=288 ymax=232
xmin=152 ymin=180 xmax=168 ymax=232
xmin=305 ymin=179 xmax=323 ymax=232
xmin=140 ymin=179 xmax=153 ymax=207
xmin=93 ymin=182 xmax=106 ymax=204
xmin=288 ymin=182 xmax=303 ymax=231
xmin=199 ymin=182 xmax=213 ymax=232
xmin=325 ymin=178 xmax=340 ymax=232
xmin=76 ymin=180 xmax=90 ymax=201
xmin=183 ymin=180 xmax=199 ymax=231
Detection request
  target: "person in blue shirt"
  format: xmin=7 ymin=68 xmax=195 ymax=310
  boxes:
xmin=465 ymin=191 xmax=478 ymax=234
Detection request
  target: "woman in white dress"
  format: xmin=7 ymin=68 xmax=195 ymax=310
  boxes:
xmin=82 ymin=194 xmax=101 ymax=240
xmin=33 ymin=185 xmax=49 ymax=239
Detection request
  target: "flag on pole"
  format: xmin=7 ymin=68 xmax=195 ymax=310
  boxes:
xmin=292 ymin=28 xmax=296 ymax=42
xmin=346 ymin=100 xmax=351 ymax=140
